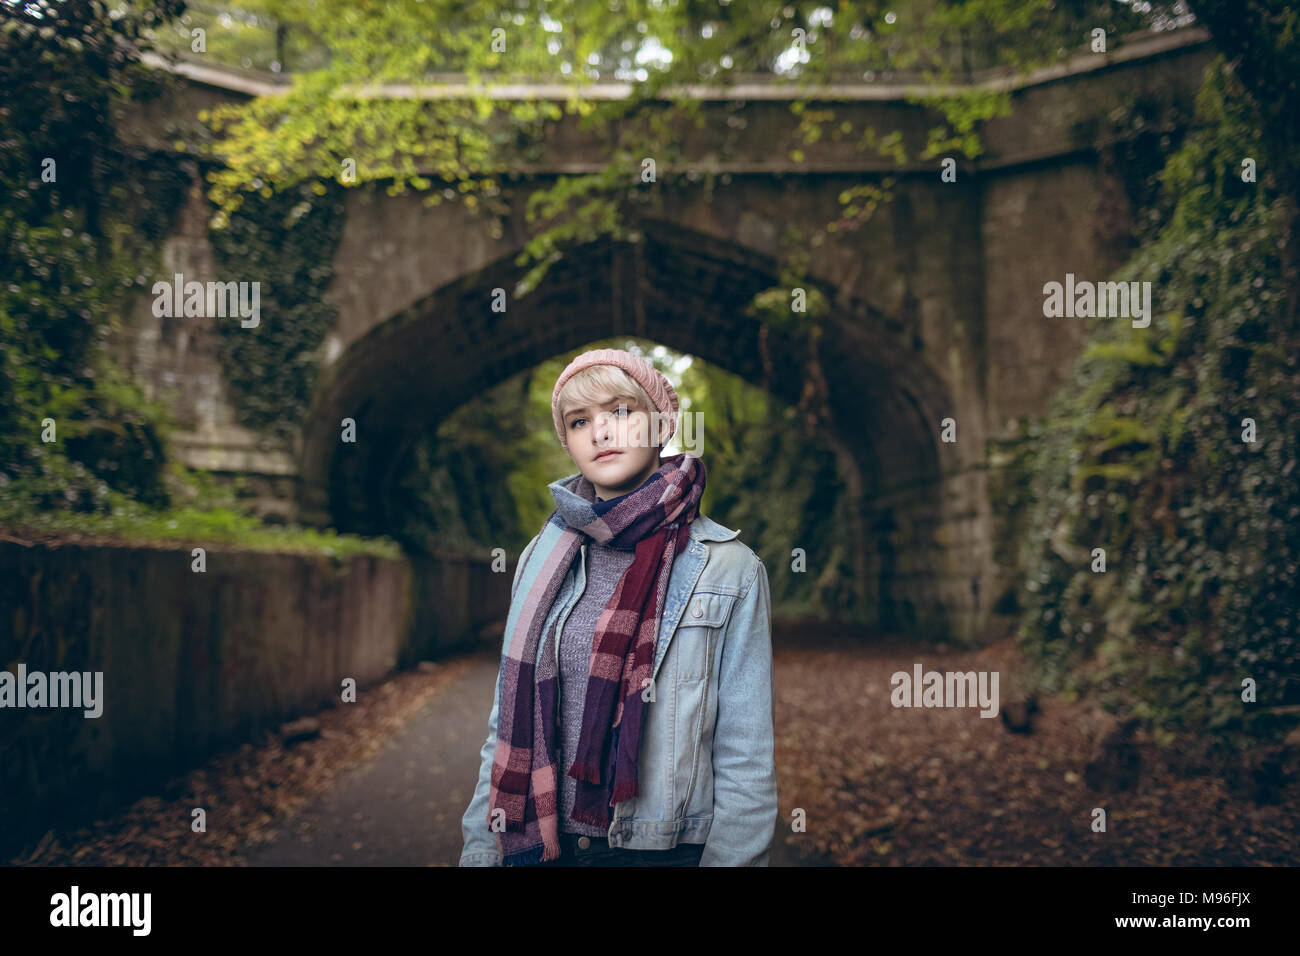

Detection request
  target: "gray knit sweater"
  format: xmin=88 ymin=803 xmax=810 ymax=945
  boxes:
xmin=556 ymin=534 xmax=637 ymax=836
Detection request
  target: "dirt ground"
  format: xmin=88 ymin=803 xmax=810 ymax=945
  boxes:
xmin=773 ymin=632 xmax=1300 ymax=866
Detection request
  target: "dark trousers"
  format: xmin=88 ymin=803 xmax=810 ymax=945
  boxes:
xmin=533 ymin=832 xmax=705 ymax=867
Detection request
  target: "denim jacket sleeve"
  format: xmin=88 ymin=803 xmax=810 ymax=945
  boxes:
xmin=458 ymin=534 xmax=539 ymax=867
xmin=699 ymin=553 xmax=778 ymax=866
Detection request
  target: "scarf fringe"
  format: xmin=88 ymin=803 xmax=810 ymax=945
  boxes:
xmin=543 ymin=828 xmax=561 ymax=861
xmin=611 ymin=777 xmax=637 ymax=804
xmin=568 ymin=805 xmax=611 ymax=828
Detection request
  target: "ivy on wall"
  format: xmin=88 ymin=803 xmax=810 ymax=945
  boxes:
xmin=205 ymin=171 xmax=348 ymax=445
xmin=0 ymin=2 xmax=191 ymax=516
xmin=1015 ymin=58 xmax=1300 ymax=760
xmin=986 ymin=86 xmax=1200 ymax=612
xmin=1073 ymin=84 xmax=1198 ymax=255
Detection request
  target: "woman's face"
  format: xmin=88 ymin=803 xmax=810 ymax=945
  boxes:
xmin=563 ymin=393 xmax=664 ymax=501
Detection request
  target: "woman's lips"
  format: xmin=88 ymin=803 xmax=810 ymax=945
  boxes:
xmin=595 ymin=451 xmax=622 ymax=461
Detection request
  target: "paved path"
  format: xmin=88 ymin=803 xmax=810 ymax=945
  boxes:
xmin=243 ymin=649 xmax=499 ymax=866
xmin=242 ymin=648 xmax=809 ymax=866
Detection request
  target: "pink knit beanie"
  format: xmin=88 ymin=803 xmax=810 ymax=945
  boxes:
xmin=552 ymin=348 xmax=680 ymax=453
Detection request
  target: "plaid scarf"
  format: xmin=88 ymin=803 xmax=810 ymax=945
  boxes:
xmin=487 ymin=452 xmax=707 ymax=865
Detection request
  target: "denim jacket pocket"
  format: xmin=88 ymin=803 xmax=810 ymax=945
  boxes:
xmin=672 ymin=590 xmax=736 ymax=681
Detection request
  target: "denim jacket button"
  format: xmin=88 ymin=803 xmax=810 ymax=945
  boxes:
xmin=693 ymin=598 xmax=703 ymax=617
xmin=577 ymin=836 xmax=591 ymax=849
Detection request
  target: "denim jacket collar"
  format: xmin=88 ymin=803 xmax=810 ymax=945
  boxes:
xmin=687 ymin=513 xmax=741 ymax=543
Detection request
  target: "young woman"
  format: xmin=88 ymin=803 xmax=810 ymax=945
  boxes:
xmin=459 ymin=347 xmax=777 ymax=867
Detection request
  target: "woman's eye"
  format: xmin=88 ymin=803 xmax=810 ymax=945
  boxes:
xmin=569 ymin=406 xmax=630 ymax=429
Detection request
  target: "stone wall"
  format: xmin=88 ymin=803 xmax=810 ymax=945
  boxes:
xmin=0 ymin=539 xmax=497 ymax=860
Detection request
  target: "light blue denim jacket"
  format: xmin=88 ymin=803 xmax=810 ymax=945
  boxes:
xmin=459 ymin=510 xmax=776 ymax=866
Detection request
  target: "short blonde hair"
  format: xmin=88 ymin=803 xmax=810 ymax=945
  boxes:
xmin=556 ymin=364 xmax=666 ymax=441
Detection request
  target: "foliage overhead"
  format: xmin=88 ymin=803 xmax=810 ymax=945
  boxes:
xmin=187 ymin=0 xmax=1170 ymax=258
